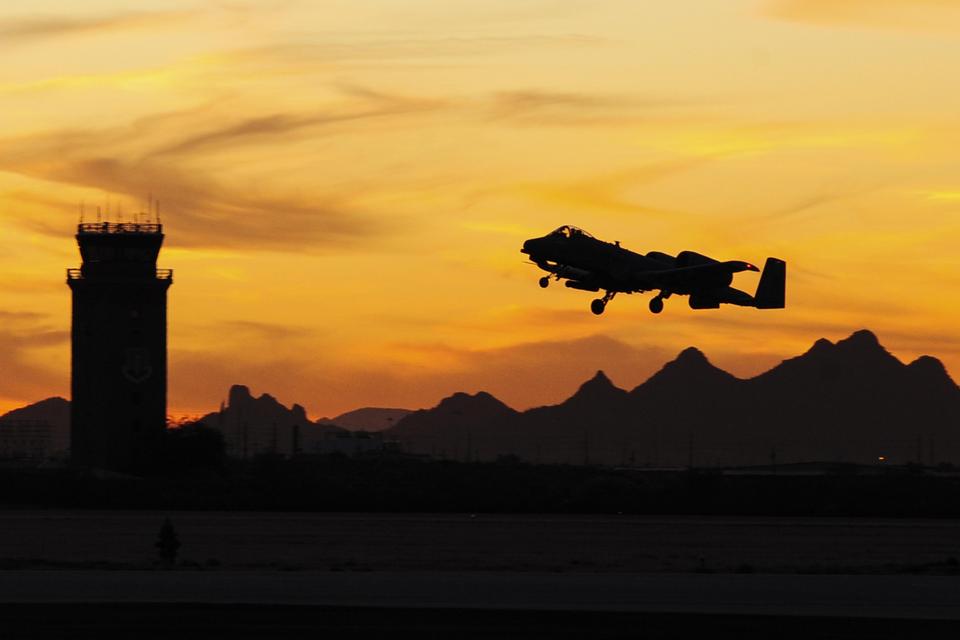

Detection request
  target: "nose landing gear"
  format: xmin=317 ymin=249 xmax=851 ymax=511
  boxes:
xmin=538 ymin=276 xmax=550 ymax=288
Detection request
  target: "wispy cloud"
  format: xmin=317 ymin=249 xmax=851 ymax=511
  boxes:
xmin=149 ymin=98 xmax=443 ymax=158
xmin=493 ymin=158 xmax=718 ymax=219
xmin=766 ymin=180 xmax=890 ymax=220
xmin=0 ymin=312 xmax=67 ymax=403
xmin=0 ymin=89 xmax=447 ymax=250
xmin=2 ymin=154 xmax=383 ymax=251
xmin=764 ymin=0 xmax=960 ymax=31
xmin=488 ymin=89 xmax=699 ymax=126
xmin=238 ymin=34 xmax=603 ymax=64
xmin=0 ymin=11 xmax=192 ymax=46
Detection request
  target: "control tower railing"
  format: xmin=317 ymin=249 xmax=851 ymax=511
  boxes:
xmin=67 ymin=268 xmax=173 ymax=281
xmin=78 ymin=222 xmax=162 ymax=234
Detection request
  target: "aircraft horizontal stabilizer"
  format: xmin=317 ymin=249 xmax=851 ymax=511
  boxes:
xmin=754 ymin=257 xmax=786 ymax=309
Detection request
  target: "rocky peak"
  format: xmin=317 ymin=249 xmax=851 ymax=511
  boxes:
xmin=836 ymin=329 xmax=882 ymax=352
xmin=577 ymin=370 xmax=617 ymax=393
xmin=228 ymin=384 xmax=252 ymax=406
xmin=291 ymin=403 xmax=308 ymax=422
xmin=566 ymin=370 xmax=627 ymax=405
xmin=437 ymin=391 xmax=515 ymax=415
xmin=833 ymin=329 xmax=902 ymax=369
xmin=843 ymin=329 xmax=879 ymax=345
xmin=675 ymin=346 xmax=708 ymax=364
xmin=907 ymin=355 xmax=959 ymax=391
xmin=658 ymin=346 xmax=721 ymax=376
xmin=806 ymin=338 xmax=834 ymax=355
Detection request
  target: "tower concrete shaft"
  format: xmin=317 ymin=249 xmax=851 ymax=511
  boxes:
xmin=67 ymin=222 xmax=172 ymax=472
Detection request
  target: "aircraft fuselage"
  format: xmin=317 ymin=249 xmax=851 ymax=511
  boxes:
xmin=521 ymin=225 xmax=785 ymax=315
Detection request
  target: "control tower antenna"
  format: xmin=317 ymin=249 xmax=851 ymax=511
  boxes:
xmin=79 ymin=201 xmax=85 ymax=224
xmin=156 ymin=199 xmax=162 ymax=225
xmin=96 ymin=206 xmax=102 ymax=223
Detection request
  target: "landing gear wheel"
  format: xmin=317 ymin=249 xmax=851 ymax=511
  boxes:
xmin=649 ymin=297 xmax=664 ymax=314
xmin=538 ymin=276 xmax=550 ymax=288
xmin=591 ymin=299 xmax=606 ymax=315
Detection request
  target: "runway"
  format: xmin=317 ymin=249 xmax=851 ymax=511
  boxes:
xmin=2 ymin=571 xmax=960 ymax=620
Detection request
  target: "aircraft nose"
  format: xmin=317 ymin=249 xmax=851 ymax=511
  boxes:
xmin=521 ymin=239 xmax=534 ymax=254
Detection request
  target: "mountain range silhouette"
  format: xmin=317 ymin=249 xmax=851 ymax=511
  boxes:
xmin=2 ymin=329 xmax=957 ymax=466
xmin=386 ymin=330 xmax=960 ymax=466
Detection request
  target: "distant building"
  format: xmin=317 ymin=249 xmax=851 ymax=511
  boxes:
xmin=67 ymin=221 xmax=173 ymax=472
xmin=302 ymin=430 xmax=385 ymax=456
xmin=0 ymin=420 xmax=54 ymax=461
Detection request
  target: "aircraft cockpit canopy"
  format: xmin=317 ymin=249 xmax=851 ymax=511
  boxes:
xmin=549 ymin=225 xmax=594 ymax=239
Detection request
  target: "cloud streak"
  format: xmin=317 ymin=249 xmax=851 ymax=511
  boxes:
xmin=0 ymin=10 xmax=192 ymax=46
xmin=488 ymin=90 xmax=702 ymax=126
xmin=0 ymin=312 xmax=67 ymax=404
xmin=0 ymin=91 xmax=447 ymax=250
xmin=149 ymin=101 xmax=443 ymax=159
xmin=765 ymin=0 xmax=960 ymax=31
xmin=233 ymin=34 xmax=604 ymax=64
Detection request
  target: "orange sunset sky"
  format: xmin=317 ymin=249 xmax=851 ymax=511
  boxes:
xmin=1 ymin=0 xmax=959 ymax=418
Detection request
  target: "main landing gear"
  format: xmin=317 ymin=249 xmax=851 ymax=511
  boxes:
xmin=591 ymin=291 xmax=616 ymax=315
xmin=648 ymin=291 xmax=670 ymax=314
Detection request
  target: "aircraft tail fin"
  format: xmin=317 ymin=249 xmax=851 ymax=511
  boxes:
xmin=754 ymin=257 xmax=786 ymax=309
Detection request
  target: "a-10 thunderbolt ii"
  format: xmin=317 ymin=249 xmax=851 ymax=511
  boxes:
xmin=521 ymin=225 xmax=786 ymax=315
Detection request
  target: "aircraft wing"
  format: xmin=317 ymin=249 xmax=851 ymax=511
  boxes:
xmin=637 ymin=260 xmax=758 ymax=290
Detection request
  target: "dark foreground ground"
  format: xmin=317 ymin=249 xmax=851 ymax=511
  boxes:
xmin=2 ymin=510 xmax=960 ymax=574
xmin=6 ymin=459 xmax=960 ymax=517
xmin=3 ymin=512 xmax=960 ymax=637
xmin=3 ymin=604 xmax=959 ymax=640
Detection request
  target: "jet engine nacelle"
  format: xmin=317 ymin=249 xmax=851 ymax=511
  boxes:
xmin=688 ymin=294 xmax=720 ymax=309
xmin=674 ymin=250 xmax=734 ymax=289
xmin=645 ymin=251 xmax=676 ymax=267
xmin=556 ymin=266 xmax=593 ymax=281
xmin=689 ymin=288 xmax=755 ymax=309
xmin=675 ymin=251 xmax=718 ymax=268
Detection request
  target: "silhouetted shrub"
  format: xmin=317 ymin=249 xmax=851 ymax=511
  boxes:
xmin=160 ymin=422 xmax=225 ymax=473
xmin=155 ymin=517 xmax=180 ymax=566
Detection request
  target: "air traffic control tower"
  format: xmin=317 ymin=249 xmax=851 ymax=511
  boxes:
xmin=67 ymin=222 xmax=172 ymax=472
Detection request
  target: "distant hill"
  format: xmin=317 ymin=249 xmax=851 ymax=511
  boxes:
xmin=389 ymin=392 xmax=519 ymax=459
xmin=198 ymin=385 xmax=344 ymax=457
xmin=0 ymin=397 xmax=70 ymax=452
xmin=318 ymin=407 xmax=412 ymax=432
xmin=386 ymin=330 xmax=960 ymax=466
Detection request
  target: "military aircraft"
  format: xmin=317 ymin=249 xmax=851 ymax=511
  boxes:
xmin=521 ymin=225 xmax=785 ymax=315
